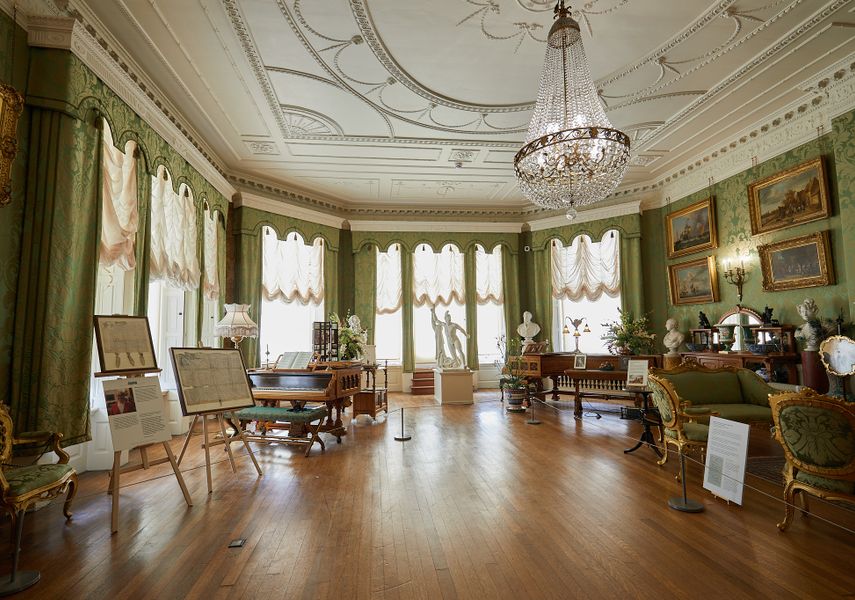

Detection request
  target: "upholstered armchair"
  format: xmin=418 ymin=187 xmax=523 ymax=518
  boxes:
xmin=648 ymin=373 xmax=718 ymax=467
xmin=769 ymin=390 xmax=855 ymax=531
xmin=0 ymin=403 xmax=77 ymax=593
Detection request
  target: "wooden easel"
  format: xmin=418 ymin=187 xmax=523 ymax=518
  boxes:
xmin=176 ymin=411 xmax=262 ymax=494
xmin=96 ymin=367 xmax=193 ymax=534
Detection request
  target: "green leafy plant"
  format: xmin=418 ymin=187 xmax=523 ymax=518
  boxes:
xmin=494 ymin=334 xmax=529 ymax=391
xmin=330 ymin=311 xmax=366 ymax=361
xmin=601 ymin=309 xmax=656 ymax=355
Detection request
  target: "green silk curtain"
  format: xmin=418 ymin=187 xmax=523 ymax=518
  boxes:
xmin=353 ymin=245 xmax=377 ymax=345
xmin=501 ymin=246 xmax=521 ymax=345
xmin=132 ymin=154 xmax=152 ymax=316
xmin=464 ymin=247 xmax=478 ymax=370
xmin=401 ymin=250 xmax=415 ymax=372
xmin=324 ymin=244 xmax=339 ymax=320
xmin=234 ymin=229 xmax=263 ymax=368
xmin=532 ymin=246 xmax=553 ymax=350
xmin=10 ymin=109 xmax=99 ymax=445
xmin=620 ymin=233 xmax=643 ymax=318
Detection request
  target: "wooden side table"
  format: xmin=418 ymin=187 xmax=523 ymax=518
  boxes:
xmin=622 ymin=387 xmax=662 ymax=458
xmin=353 ymin=362 xmax=389 ymax=420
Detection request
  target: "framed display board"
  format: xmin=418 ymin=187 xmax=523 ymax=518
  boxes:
xmin=94 ymin=315 xmax=158 ymax=374
xmin=170 ymin=348 xmax=255 ymax=415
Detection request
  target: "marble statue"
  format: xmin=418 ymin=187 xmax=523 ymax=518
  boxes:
xmin=430 ymin=307 xmax=469 ymax=369
xmin=663 ymin=318 xmax=685 ymax=356
xmin=516 ymin=311 xmax=541 ymax=344
xmin=795 ymin=298 xmax=834 ymax=352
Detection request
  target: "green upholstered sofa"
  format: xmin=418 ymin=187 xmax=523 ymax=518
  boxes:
xmin=647 ymin=362 xmax=777 ymax=465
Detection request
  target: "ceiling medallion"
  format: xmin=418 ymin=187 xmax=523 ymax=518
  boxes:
xmin=513 ymin=0 xmax=630 ymax=220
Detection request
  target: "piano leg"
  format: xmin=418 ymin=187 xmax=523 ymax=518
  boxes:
xmin=551 ymin=375 xmax=561 ymax=402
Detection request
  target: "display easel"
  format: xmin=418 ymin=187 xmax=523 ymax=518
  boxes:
xmin=175 ymin=411 xmax=262 ymax=494
xmin=93 ymin=315 xmax=193 ymax=533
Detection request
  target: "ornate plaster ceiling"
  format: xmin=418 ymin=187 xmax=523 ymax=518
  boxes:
xmin=38 ymin=1 xmax=855 ymax=216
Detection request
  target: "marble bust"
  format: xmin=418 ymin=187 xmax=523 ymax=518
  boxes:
xmin=663 ymin=318 xmax=685 ymax=356
xmin=517 ymin=311 xmax=541 ymax=344
xmin=795 ymin=298 xmax=832 ymax=352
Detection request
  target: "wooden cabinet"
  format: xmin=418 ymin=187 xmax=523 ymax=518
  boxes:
xmin=680 ymin=352 xmax=799 ymax=384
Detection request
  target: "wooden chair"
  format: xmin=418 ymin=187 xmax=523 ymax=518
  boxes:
xmin=769 ymin=390 xmax=855 ymax=531
xmin=0 ymin=403 xmax=78 ymax=594
xmin=647 ymin=373 xmax=718 ymax=467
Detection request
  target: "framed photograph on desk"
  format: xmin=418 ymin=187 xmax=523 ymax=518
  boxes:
xmin=573 ymin=354 xmax=587 ymax=370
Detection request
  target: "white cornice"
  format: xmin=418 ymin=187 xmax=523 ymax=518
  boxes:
xmin=235 ymin=192 xmax=345 ymax=229
xmin=348 ymin=220 xmax=523 ymax=233
xmin=24 ymin=14 xmax=235 ymax=200
xmin=526 ymin=200 xmax=643 ymax=232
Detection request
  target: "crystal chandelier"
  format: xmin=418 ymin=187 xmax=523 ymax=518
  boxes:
xmin=514 ymin=1 xmax=630 ymax=220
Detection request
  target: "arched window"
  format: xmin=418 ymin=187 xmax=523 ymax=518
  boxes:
xmin=475 ymin=244 xmax=505 ymax=362
xmin=551 ymin=231 xmax=622 ymax=354
xmin=375 ymin=243 xmax=403 ymax=362
xmin=259 ymin=227 xmax=326 ymax=362
xmin=412 ymin=243 xmax=466 ymax=365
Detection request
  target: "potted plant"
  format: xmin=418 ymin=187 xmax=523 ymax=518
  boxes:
xmin=495 ymin=335 xmax=530 ymax=412
xmin=330 ymin=311 xmax=367 ymax=361
xmin=601 ymin=309 xmax=656 ymax=355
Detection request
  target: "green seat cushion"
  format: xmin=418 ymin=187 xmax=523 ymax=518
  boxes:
xmin=685 ymin=404 xmax=772 ymax=425
xmin=5 ymin=464 xmax=74 ymax=497
xmin=234 ymin=405 xmax=327 ymax=424
xmin=736 ymin=370 xmax=777 ymax=407
xmin=664 ymin=422 xmax=709 ymax=442
xmin=661 ymin=371 xmax=743 ymax=405
xmin=795 ymin=472 xmax=855 ymax=495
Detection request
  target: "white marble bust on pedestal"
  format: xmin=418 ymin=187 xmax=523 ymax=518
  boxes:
xmin=517 ymin=311 xmax=541 ymax=344
xmin=663 ymin=318 xmax=685 ymax=356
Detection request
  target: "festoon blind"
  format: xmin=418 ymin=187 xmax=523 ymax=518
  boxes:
xmin=551 ymin=231 xmax=620 ymax=300
xmin=261 ymin=227 xmax=324 ymax=305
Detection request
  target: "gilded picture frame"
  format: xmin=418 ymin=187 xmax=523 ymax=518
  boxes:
xmin=0 ymin=83 xmax=24 ymax=208
xmin=665 ymin=197 xmax=718 ymax=259
xmin=747 ymin=157 xmax=831 ymax=235
xmin=758 ymin=230 xmax=834 ymax=292
xmin=668 ymin=256 xmax=719 ymax=306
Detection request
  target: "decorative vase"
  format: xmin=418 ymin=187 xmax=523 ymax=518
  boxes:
xmin=716 ymin=324 xmax=737 ymax=351
xmin=506 ymin=388 xmax=527 ymax=412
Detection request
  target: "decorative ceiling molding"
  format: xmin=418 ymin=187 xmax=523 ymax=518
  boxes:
xmin=527 ymin=199 xmax=643 ymax=231
xmin=235 ymin=192 xmax=346 ymax=229
xmin=349 ymin=219 xmax=524 ymax=233
xmin=25 ymin=14 xmax=235 ymax=199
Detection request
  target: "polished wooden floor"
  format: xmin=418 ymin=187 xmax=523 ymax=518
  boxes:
xmin=5 ymin=392 xmax=855 ymax=599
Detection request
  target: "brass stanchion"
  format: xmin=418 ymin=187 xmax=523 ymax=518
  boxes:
xmin=394 ymin=407 xmax=411 ymax=442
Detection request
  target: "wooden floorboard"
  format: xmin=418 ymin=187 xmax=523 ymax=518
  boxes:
xmin=4 ymin=391 xmax=855 ymax=599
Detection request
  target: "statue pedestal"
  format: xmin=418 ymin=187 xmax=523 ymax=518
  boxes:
xmin=801 ymin=350 xmax=829 ymax=394
xmin=434 ymin=368 xmax=474 ymax=405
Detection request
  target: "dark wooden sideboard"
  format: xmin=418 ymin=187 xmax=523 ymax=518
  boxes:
xmin=679 ymin=351 xmax=799 ymax=383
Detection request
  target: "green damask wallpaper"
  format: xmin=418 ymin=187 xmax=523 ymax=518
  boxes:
xmin=644 ymin=124 xmax=855 ymax=343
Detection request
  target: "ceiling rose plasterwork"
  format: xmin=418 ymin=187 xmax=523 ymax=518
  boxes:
xmin=280 ymin=106 xmax=343 ymax=136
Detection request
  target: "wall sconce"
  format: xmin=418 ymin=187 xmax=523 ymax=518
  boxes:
xmin=723 ymin=253 xmax=749 ymax=304
xmin=562 ymin=316 xmax=590 ymax=354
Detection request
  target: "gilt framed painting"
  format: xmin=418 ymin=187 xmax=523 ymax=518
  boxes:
xmin=665 ymin=197 xmax=718 ymax=259
xmin=668 ymin=256 xmax=719 ymax=306
xmin=758 ymin=231 xmax=834 ymax=292
xmin=747 ymin=157 xmax=830 ymax=235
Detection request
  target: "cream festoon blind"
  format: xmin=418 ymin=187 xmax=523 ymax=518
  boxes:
xmin=551 ymin=231 xmax=620 ymax=301
xmin=376 ymin=244 xmax=402 ymax=314
xmin=100 ymin=119 xmax=139 ymax=270
xmin=149 ymin=167 xmax=200 ymax=290
xmin=475 ymin=245 xmax=503 ymax=305
xmin=412 ymin=243 xmax=465 ymax=307
xmin=261 ymin=227 xmax=324 ymax=305
xmin=202 ymin=206 xmax=220 ymax=300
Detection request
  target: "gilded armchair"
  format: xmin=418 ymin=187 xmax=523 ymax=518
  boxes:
xmin=647 ymin=373 xmax=718 ymax=467
xmin=769 ymin=390 xmax=855 ymax=531
xmin=0 ymin=403 xmax=77 ymax=594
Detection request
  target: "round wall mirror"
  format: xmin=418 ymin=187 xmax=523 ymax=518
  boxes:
xmin=819 ymin=335 xmax=855 ymax=377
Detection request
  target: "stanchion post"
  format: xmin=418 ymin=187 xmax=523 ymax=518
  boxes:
xmin=526 ymin=397 xmax=541 ymax=425
xmin=668 ymin=452 xmax=704 ymax=513
xmin=394 ymin=407 xmax=411 ymax=442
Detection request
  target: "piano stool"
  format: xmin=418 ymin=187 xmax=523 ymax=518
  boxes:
xmin=232 ymin=405 xmax=329 ymax=457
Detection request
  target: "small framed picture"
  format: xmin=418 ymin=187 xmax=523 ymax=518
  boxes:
xmin=668 ymin=256 xmax=720 ymax=305
xmin=573 ymin=354 xmax=587 ymax=370
xmin=665 ymin=197 xmax=718 ymax=259
xmin=94 ymin=315 xmax=158 ymax=374
xmin=758 ymin=230 xmax=834 ymax=291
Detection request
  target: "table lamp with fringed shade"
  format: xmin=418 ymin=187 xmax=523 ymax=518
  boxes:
xmin=214 ymin=304 xmax=258 ymax=348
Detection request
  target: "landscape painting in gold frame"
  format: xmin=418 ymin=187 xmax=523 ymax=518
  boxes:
xmin=758 ymin=230 xmax=834 ymax=292
xmin=668 ymin=256 xmax=719 ymax=306
xmin=0 ymin=83 xmax=25 ymax=207
xmin=747 ymin=157 xmax=830 ymax=235
xmin=665 ymin=196 xmax=717 ymax=259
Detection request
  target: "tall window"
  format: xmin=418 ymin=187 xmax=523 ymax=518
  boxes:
xmin=91 ymin=120 xmax=139 ymax=407
xmin=475 ymin=244 xmax=505 ymax=363
xmin=200 ymin=205 xmax=221 ymax=347
xmin=551 ymin=231 xmax=621 ymax=354
xmin=259 ymin=227 xmax=325 ymax=363
xmin=147 ymin=171 xmax=200 ymax=390
xmin=412 ymin=243 xmax=466 ymax=364
xmin=375 ymin=244 xmax=403 ymax=362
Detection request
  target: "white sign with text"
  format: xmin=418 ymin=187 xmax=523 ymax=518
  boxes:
xmin=703 ymin=416 xmax=750 ymax=505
